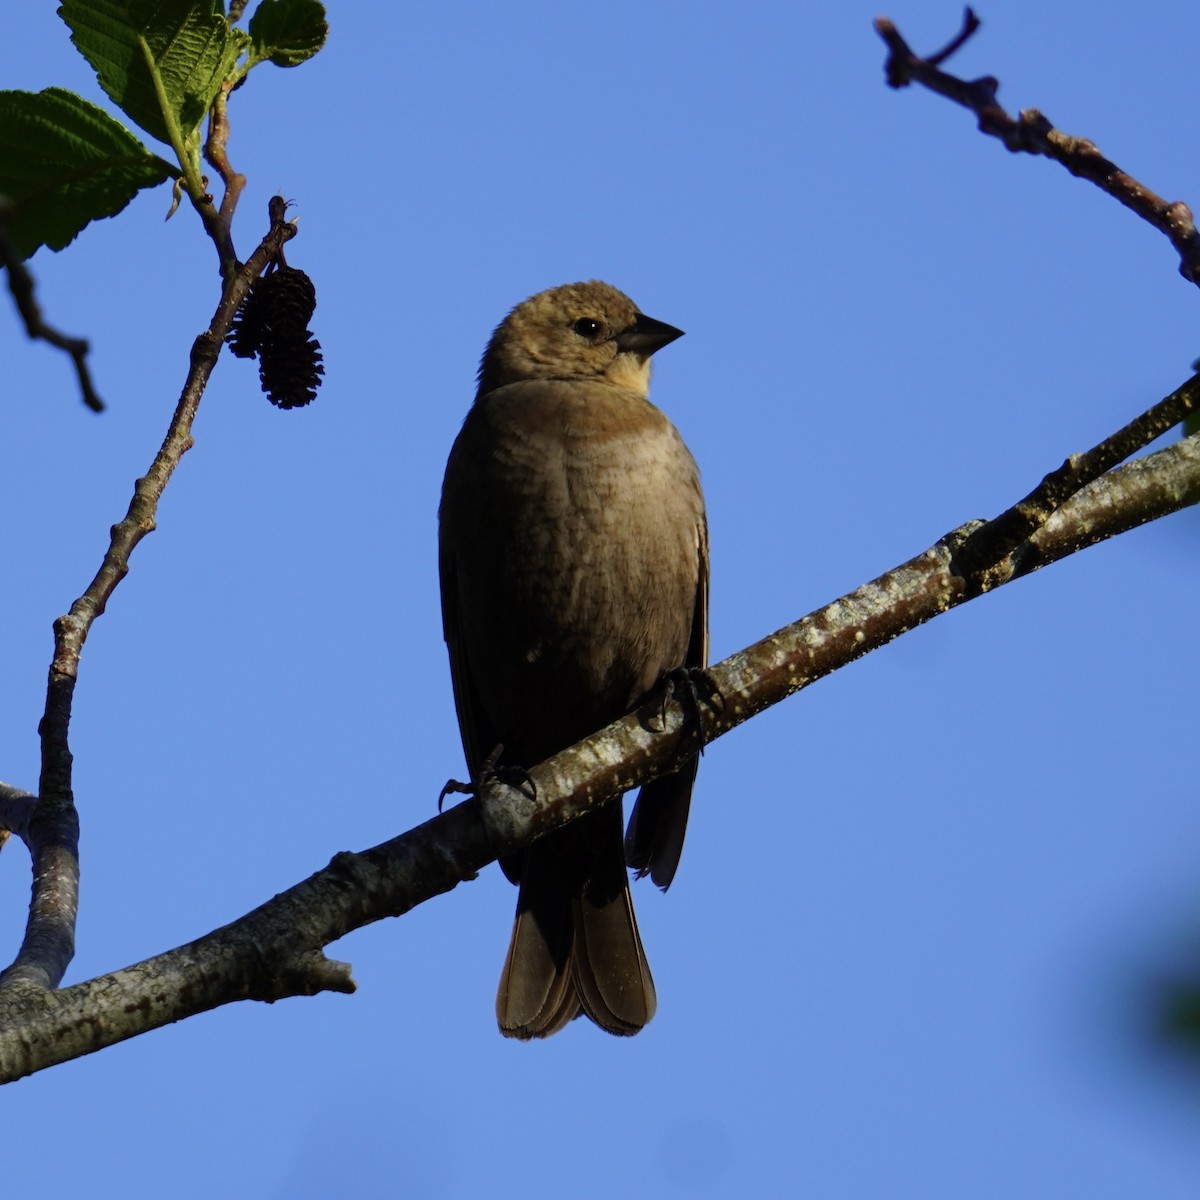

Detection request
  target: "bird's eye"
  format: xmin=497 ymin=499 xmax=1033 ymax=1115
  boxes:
xmin=572 ymin=317 xmax=603 ymax=339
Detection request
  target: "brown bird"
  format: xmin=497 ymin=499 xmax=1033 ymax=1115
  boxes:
xmin=439 ymin=280 xmax=708 ymax=1039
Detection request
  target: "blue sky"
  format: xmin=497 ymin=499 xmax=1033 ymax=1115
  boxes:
xmin=3 ymin=3 xmax=1200 ymax=1196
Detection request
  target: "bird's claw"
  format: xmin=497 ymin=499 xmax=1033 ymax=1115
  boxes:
xmin=650 ymin=666 xmax=723 ymax=749
xmin=437 ymin=777 xmax=474 ymax=813
xmin=438 ymin=744 xmax=537 ymax=813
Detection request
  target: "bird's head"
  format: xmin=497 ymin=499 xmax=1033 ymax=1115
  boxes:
xmin=476 ymin=280 xmax=683 ymax=398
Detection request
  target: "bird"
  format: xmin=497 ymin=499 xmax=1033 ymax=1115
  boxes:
xmin=438 ymin=280 xmax=708 ymax=1039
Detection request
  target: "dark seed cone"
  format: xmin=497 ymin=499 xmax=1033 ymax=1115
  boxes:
xmin=258 ymin=329 xmax=325 ymax=409
xmin=226 ymin=278 xmax=268 ymax=359
xmin=227 ymin=265 xmax=324 ymax=407
xmin=258 ymin=266 xmax=317 ymax=334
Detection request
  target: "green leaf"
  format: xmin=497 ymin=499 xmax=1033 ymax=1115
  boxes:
xmin=248 ymin=0 xmax=328 ymax=67
xmin=58 ymin=1 xmax=249 ymax=146
xmin=0 ymin=88 xmax=174 ymax=257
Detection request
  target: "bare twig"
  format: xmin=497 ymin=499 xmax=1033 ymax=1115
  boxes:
xmin=5 ymin=201 xmax=297 ymax=997
xmin=952 ymin=373 xmax=1200 ymax=584
xmin=1009 ymin=434 xmax=1200 ymax=576
xmin=924 ymin=5 xmax=980 ymax=67
xmin=0 ymin=202 xmax=104 ymax=412
xmin=874 ymin=11 xmax=1200 ymax=283
xmin=203 ymin=84 xmax=246 ymax=269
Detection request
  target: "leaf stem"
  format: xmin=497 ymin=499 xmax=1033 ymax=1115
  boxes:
xmin=137 ymin=33 xmax=237 ymax=274
xmin=137 ymin=34 xmax=205 ymax=202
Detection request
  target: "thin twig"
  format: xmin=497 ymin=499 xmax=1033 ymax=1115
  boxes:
xmin=10 ymin=201 xmax=296 ymax=996
xmin=874 ymin=12 xmax=1200 ymax=283
xmin=1010 ymin=434 xmax=1200 ymax=578
xmin=203 ymin=84 xmax=246 ymax=272
xmin=925 ymin=5 xmax=980 ymax=67
xmin=952 ymin=373 xmax=1200 ymax=584
xmin=0 ymin=204 xmax=104 ymax=412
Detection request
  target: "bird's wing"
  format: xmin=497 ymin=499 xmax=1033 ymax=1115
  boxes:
xmin=438 ymin=545 xmax=496 ymax=785
xmin=690 ymin=512 xmax=710 ymax=671
xmin=623 ymin=511 xmax=709 ymax=890
xmin=440 ymin=536 xmax=529 ymax=885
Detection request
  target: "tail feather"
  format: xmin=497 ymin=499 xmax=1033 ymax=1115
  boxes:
xmin=496 ymin=805 xmax=656 ymax=1039
xmin=572 ymin=886 xmax=656 ymax=1035
xmin=625 ymin=758 xmax=698 ymax=891
xmin=496 ymin=900 xmax=580 ymax=1038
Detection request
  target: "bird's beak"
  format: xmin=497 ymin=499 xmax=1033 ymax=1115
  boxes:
xmin=615 ymin=313 xmax=684 ymax=357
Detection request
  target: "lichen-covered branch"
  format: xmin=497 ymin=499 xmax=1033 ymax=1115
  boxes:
xmin=5 ymin=10 xmax=1199 ymax=1083
xmin=952 ymin=373 xmax=1200 ymax=584
xmin=3 ymin=427 xmax=1196 ymax=1080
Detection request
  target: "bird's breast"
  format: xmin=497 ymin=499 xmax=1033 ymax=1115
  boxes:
xmin=441 ymin=380 xmax=703 ymax=754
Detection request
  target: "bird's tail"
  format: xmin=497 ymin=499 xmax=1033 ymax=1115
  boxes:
xmin=496 ymin=805 xmax=656 ymax=1039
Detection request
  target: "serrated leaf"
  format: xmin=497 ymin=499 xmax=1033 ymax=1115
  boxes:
xmin=58 ymin=0 xmax=249 ymax=147
xmin=248 ymin=0 xmax=327 ymax=67
xmin=0 ymin=88 xmax=174 ymax=257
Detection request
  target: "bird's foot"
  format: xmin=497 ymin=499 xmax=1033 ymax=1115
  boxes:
xmin=438 ymin=744 xmax=537 ymax=812
xmin=649 ymin=667 xmax=723 ymax=750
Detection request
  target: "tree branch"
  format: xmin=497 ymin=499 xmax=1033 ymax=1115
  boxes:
xmin=2 ymin=420 xmax=1196 ymax=1080
xmin=953 ymin=373 xmax=1200 ymax=584
xmin=5 ymin=10 xmax=1199 ymax=1084
xmin=874 ymin=9 xmax=1200 ymax=284
xmin=2 ymin=200 xmax=297 ymax=999
xmin=0 ymin=199 xmax=104 ymax=413
xmin=202 ymin=83 xmax=246 ymax=273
